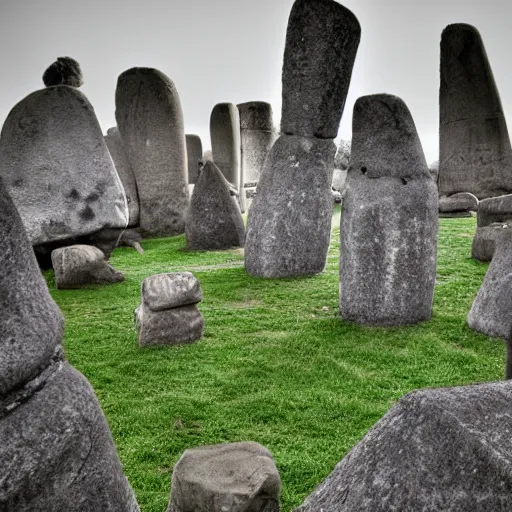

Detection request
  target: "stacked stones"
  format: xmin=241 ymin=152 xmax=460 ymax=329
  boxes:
xmin=245 ymin=0 xmax=361 ymax=278
xmin=135 ymin=272 xmax=204 ymax=346
xmin=439 ymin=24 xmax=512 ymax=200
xmin=116 ymin=68 xmax=189 ymax=237
xmin=186 ymin=134 xmax=203 ymax=185
xmin=0 ymin=178 xmax=139 ymax=511
xmin=339 ymin=95 xmax=438 ymax=326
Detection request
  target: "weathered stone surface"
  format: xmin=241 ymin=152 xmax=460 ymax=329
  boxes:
xmin=472 ymin=223 xmax=511 ymax=261
xmin=295 ymin=380 xmax=512 ymax=512
xmin=42 ymin=57 xmax=83 ymax=87
xmin=439 ymin=192 xmax=478 ymax=213
xmin=468 ymin=230 xmax=512 ymax=338
xmin=0 ymin=86 xmax=129 ymax=245
xmin=245 ymin=134 xmax=335 ymax=278
xmin=104 ymin=127 xmax=140 ymax=227
xmin=429 ymin=160 xmax=439 ymax=184
xmin=0 ymin=178 xmax=64 ymax=396
xmin=331 ymin=169 xmax=347 ymax=193
xmin=0 ymin=361 xmax=140 ymax=512
xmin=186 ymin=134 xmax=203 ymax=185
xmin=186 ymin=161 xmax=245 ymax=250
xmin=168 ymin=442 xmax=281 ymax=512
xmin=51 ymin=245 xmax=124 ymax=289
xmin=339 ymin=95 xmax=438 ymax=326
xmin=478 ymin=194 xmax=512 ymax=227
xmin=142 ymin=272 xmax=202 ymax=311
xmin=439 ymin=24 xmax=512 ymax=199
xmin=115 ymin=67 xmax=189 ymax=236
xmin=281 ymin=0 xmax=360 ymax=138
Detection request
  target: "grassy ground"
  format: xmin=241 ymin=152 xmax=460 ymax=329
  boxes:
xmin=44 ymin=209 xmax=503 ymax=512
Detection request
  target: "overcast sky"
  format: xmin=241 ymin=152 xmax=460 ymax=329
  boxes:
xmin=1 ymin=0 xmax=512 ymax=164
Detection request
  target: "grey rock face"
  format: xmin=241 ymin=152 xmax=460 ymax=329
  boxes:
xmin=429 ymin=160 xmax=439 ymax=184
xmin=439 ymin=192 xmax=478 ymax=213
xmin=245 ymin=135 xmax=336 ymax=278
xmin=472 ymin=223 xmax=511 ymax=261
xmin=51 ymin=245 xmax=124 ymax=289
xmin=0 ymin=86 xmax=129 ymax=245
xmin=42 ymin=57 xmax=83 ymax=87
xmin=186 ymin=134 xmax=203 ymax=185
xmin=186 ymin=161 xmax=245 ymax=250
xmin=104 ymin=127 xmax=140 ymax=227
xmin=295 ymin=380 xmax=512 ymax=512
xmin=439 ymin=24 xmax=512 ymax=199
xmin=167 ymin=442 xmax=281 ymax=512
xmin=478 ymin=194 xmax=512 ymax=227
xmin=115 ymin=67 xmax=189 ymax=236
xmin=331 ymin=169 xmax=347 ymax=193
xmin=281 ymin=0 xmax=360 ymax=138
xmin=468 ymin=230 xmax=512 ymax=338
xmin=141 ymin=272 xmax=202 ymax=311
xmin=339 ymin=95 xmax=438 ymax=326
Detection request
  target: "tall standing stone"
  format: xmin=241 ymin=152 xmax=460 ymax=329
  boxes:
xmin=245 ymin=0 xmax=360 ymax=278
xmin=186 ymin=134 xmax=203 ymax=185
xmin=439 ymin=24 xmax=512 ymax=199
xmin=115 ymin=67 xmax=189 ymax=236
xmin=0 ymin=86 xmax=128 ymax=246
xmin=339 ymin=94 xmax=438 ymax=326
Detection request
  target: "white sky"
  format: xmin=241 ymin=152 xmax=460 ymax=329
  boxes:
xmin=1 ymin=0 xmax=512 ymax=164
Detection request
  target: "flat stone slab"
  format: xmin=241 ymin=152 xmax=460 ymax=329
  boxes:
xmin=439 ymin=192 xmax=478 ymax=213
xmin=478 ymin=194 xmax=512 ymax=227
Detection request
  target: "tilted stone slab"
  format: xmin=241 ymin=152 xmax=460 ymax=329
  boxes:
xmin=186 ymin=134 xmax=203 ymax=185
xmin=142 ymin=272 xmax=202 ymax=312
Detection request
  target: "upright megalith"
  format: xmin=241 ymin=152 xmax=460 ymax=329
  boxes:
xmin=245 ymin=0 xmax=360 ymax=278
xmin=0 ymin=178 xmax=139 ymax=511
xmin=339 ymin=94 xmax=438 ymax=326
xmin=186 ymin=134 xmax=203 ymax=185
xmin=185 ymin=161 xmax=245 ymax=250
xmin=0 ymin=86 xmax=128 ymax=246
xmin=116 ymin=67 xmax=189 ymax=236
xmin=439 ymin=24 xmax=512 ymax=199
xmin=42 ymin=56 xmax=83 ymax=87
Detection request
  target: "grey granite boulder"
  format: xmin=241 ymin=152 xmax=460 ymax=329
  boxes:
xmin=51 ymin=245 xmax=124 ymax=289
xmin=42 ymin=57 xmax=83 ymax=87
xmin=186 ymin=161 xmax=245 ymax=250
xmin=439 ymin=24 xmax=512 ymax=199
xmin=104 ymin=127 xmax=140 ymax=227
xmin=141 ymin=272 xmax=202 ymax=311
xmin=339 ymin=94 xmax=438 ymax=326
xmin=468 ymin=229 xmax=512 ymax=338
xmin=0 ymin=86 xmax=129 ymax=245
xmin=281 ymin=0 xmax=360 ymax=138
xmin=186 ymin=134 xmax=203 ymax=185
xmin=472 ymin=223 xmax=511 ymax=262
xmin=245 ymin=135 xmax=336 ymax=277
xmin=115 ymin=67 xmax=189 ymax=236
xmin=439 ymin=192 xmax=478 ymax=217
xmin=167 ymin=442 xmax=281 ymax=512
xmin=295 ymin=380 xmax=512 ymax=512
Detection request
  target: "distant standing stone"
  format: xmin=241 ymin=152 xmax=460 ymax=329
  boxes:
xmin=42 ymin=57 xmax=83 ymax=87
xmin=186 ymin=134 xmax=203 ymax=185
xmin=439 ymin=24 xmax=512 ymax=199
xmin=339 ymin=94 xmax=438 ymax=326
xmin=116 ymin=67 xmax=189 ymax=236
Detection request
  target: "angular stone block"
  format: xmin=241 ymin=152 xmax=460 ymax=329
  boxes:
xmin=186 ymin=134 xmax=203 ymax=185
xmin=472 ymin=223 xmax=510 ymax=262
xmin=42 ymin=57 xmax=83 ymax=88
xmin=168 ymin=442 xmax=281 ymax=512
xmin=142 ymin=272 xmax=202 ymax=312
xmin=439 ymin=192 xmax=478 ymax=213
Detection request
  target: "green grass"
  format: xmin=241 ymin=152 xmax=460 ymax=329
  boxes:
xmin=43 ymin=210 xmax=503 ymax=511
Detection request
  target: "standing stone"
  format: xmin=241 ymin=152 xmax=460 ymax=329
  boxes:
xmin=295 ymin=381 xmax=512 ymax=512
xmin=339 ymin=94 xmax=438 ymax=326
xmin=167 ymin=442 xmax=281 ymax=512
xmin=104 ymin=127 xmax=140 ymax=227
xmin=186 ymin=161 xmax=245 ymax=250
xmin=115 ymin=67 xmax=189 ymax=236
xmin=439 ymin=24 xmax=512 ymax=199
xmin=42 ymin=57 xmax=83 ymax=87
xmin=0 ymin=86 xmax=128 ymax=246
xmin=186 ymin=134 xmax=203 ymax=185
xmin=0 ymin=177 xmax=139 ymax=511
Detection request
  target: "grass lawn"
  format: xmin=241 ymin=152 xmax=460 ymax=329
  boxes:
xmin=43 ymin=208 xmax=503 ymax=511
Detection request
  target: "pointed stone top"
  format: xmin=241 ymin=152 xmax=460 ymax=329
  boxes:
xmin=43 ymin=57 xmax=83 ymax=88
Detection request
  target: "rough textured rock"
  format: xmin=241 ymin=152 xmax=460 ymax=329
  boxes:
xmin=0 ymin=86 xmax=129 ymax=245
xmin=245 ymin=135 xmax=336 ymax=277
xmin=186 ymin=134 xmax=203 ymax=185
xmin=439 ymin=192 xmax=478 ymax=213
xmin=115 ymin=67 xmax=189 ymax=236
xmin=468 ymin=230 xmax=512 ymax=338
xmin=141 ymin=272 xmax=202 ymax=311
xmin=472 ymin=223 xmax=511 ymax=261
xmin=295 ymin=380 xmax=512 ymax=512
xmin=339 ymin=95 xmax=438 ymax=326
xmin=439 ymin=24 xmax=512 ymax=199
xmin=186 ymin=161 xmax=245 ymax=250
xmin=281 ymin=0 xmax=360 ymax=138
xmin=167 ymin=442 xmax=281 ymax=512
xmin=104 ymin=126 xmax=140 ymax=227
xmin=51 ymin=245 xmax=124 ymax=289
xmin=478 ymin=194 xmax=512 ymax=227
xmin=42 ymin=57 xmax=83 ymax=87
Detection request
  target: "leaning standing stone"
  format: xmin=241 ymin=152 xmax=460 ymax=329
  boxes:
xmin=116 ymin=67 xmax=189 ymax=236
xmin=339 ymin=94 xmax=438 ymax=326
xmin=186 ymin=134 xmax=203 ymax=185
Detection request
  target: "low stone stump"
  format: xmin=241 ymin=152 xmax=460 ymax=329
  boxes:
xmin=135 ymin=272 xmax=204 ymax=346
xmin=51 ymin=245 xmax=124 ymax=289
xmin=439 ymin=192 xmax=478 ymax=217
xmin=472 ymin=223 xmax=511 ymax=261
xmin=167 ymin=442 xmax=281 ymax=512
